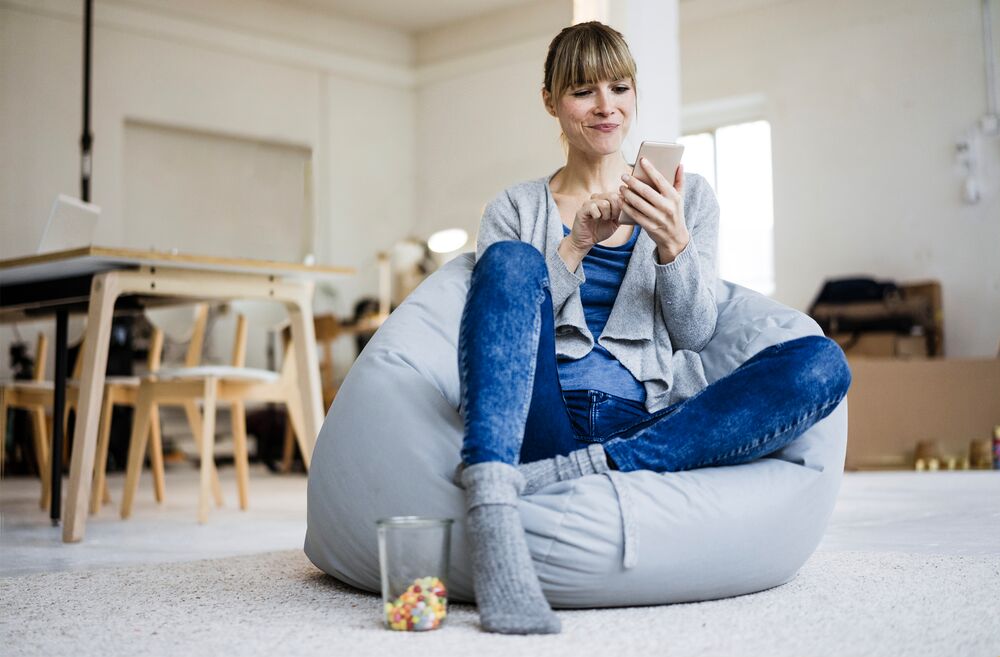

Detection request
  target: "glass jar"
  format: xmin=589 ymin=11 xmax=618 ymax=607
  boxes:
xmin=376 ymin=516 xmax=453 ymax=631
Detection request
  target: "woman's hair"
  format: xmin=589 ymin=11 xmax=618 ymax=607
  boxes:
xmin=543 ymin=21 xmax=637 ymax=101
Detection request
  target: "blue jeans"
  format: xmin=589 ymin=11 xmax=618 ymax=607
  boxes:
xmin=459 ymin=241 xmax=852 ymax=471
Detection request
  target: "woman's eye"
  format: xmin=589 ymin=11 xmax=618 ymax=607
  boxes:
xmin=614 ymin=86 xmax=630 ymax=94
xmin=573 ymin=90 xmax=592 ymax=97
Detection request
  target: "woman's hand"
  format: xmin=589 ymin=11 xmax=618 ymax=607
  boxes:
xmin=620 ymin=159 xmax=689 ymax=264
xmin=568 ymin=192 xmax=624 ymax=250
xmin=559 ymin=192 xmax=624 ymax=271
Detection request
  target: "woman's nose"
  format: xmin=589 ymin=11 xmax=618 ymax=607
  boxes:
xmin=594 ymin=90 xmax=615 ymax=115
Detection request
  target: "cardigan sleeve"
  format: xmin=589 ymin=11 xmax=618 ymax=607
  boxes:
xmin=476 ymin=188 xmax=585 ymax=314
xmin=652 ymin=173 xmax=720 ymax=352
xmin=475 ymin=191 xmax=520 ymax=258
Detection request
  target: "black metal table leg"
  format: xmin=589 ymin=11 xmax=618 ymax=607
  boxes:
xmin=51 ymin=309 xmax=68 ymax=526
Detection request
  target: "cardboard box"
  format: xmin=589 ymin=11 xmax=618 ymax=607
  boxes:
xmin=831 ymin=332 xmax=929 ymax=358
xmin=845 ymin=357 xmax=1000 ymax=470
xmin=812 ymin=279 xmax=944 ymax=356
xmin=894 ymin=334 xmax=930 ymax=359
xmin=900 ymin=281 xmax=944 ymax=356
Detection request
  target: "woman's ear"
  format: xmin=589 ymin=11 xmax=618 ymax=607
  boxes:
xmin=541 ymin=88 xmax=557 ymax=117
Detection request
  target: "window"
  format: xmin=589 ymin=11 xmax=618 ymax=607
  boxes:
xmin=678 ymin=120 xmax=775 ymax=296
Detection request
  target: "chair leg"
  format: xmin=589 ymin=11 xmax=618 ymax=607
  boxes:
xmin=120 ymin=386 xmax=154 ymax=520
xmin=183 ymin=401 xmax=223 ymax=508
xmin=198 ymin=378 xmax=218 ymax=524
xmin=148 ymin=404 xmax=166 ymax=504
xmin=279 ymin=417 xmax=295 ymax=474
xmin=62 ymin=401 xmax=75 ymax=466
xmin=89 ymin=394 xmax=116 ymax=515
xmin=0 ymin=388 xmax=8 ymax=477
xmin=45 ymin=414 xmax=54 ymax=463
xmin=31 ymin=408 xmax=51 ymax=511
xmin=230 ymin=401 xmax=250 ymax=511
xmin=284 ymin=395 xmax=311 ymax=476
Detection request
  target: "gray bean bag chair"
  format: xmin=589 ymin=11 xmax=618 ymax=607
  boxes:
xmin=305 ymin=253 xmax=848 ymax=608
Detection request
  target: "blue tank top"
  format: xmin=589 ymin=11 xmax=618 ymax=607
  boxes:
xmin=557 ymin=225 xmax=646 ymax=401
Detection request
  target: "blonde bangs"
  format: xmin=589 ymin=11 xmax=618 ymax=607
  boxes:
xmin=545 ymin=22 xmax=637 ymax=99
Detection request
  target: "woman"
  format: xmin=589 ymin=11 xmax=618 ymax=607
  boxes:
xmin=457 ymin=22 xmax=851 ymax=635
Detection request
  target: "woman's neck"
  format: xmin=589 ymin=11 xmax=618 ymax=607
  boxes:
xmin=550 ymin=148 xmax=631 ymax=196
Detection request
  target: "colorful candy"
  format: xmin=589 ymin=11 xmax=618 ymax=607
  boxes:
xmin=384 ymin=576 xmax=448 ymax=631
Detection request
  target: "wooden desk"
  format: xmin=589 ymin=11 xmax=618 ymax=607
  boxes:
xmin=0 ymin=246 xmax=352 ymax=542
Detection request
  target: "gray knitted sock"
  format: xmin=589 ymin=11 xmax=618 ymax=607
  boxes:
xmin=460 ymin=462 xmax=561 ymax=635
xmin=518 ymin=444 xmax=611 ymax=495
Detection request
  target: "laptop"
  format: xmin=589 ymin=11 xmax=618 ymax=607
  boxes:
xmin=37 ymin=194 xmax=101 ymax=253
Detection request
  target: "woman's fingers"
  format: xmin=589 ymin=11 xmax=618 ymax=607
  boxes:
xmin=635 ymin=158 xmax=683 ymax=204
xmin=610 ymin=195 xmax=623 ymax=222
xmin=622 ymin=172 xmax=667 ymax=210
xmin=592 ymin=192 xmax=625 ymax=221
xmin=587 ymin=197 xmax=618 ymax=222
xmin=637 ymin=157 xmax=673 ymax=196
xmin=620 ymin=185 xmax=659 ymax=223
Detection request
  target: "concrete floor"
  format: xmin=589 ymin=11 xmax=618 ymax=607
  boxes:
xmin=1 ymin=466 xmax=998 ymax=578
xmin=818 ymin=470 xmax=1000 ymax=556
xmin=0 ymin=464 xmax=308 ymax=577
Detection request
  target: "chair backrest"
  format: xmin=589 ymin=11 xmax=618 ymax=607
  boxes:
xmin=230 ymin=314 xmax=248 ymax=368
xmin=139 ymin=303 xmax=210 ymax=370
xmin=33 ymin=333 xmax=48 ymax=382
xmin=281 ymin=314 xmax=342 ymax=408
xmin=316 ymin=315 xmax=344 ymax=409
xmin=148 ymin=327 xmax=164 ymax=372
xmin=147 ymin=303 xmax=246 ymax=369
xmin=66 ymin=304 xmax=209 ymax=377
xmin=183 ymin=304 xmax=210 ymax=367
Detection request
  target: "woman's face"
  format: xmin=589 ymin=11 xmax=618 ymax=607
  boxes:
xmin=544 ymin=78 xmax=635 ymax=156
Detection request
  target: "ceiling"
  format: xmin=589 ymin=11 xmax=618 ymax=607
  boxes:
xmin=274 ymin=0 xmax=538 ymax=32
xmin=267 ymin=0 xmax=766 ymax=34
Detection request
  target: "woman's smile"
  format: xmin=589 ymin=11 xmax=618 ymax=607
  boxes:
xmin=588 ymin=123 xmax=620 ymax=133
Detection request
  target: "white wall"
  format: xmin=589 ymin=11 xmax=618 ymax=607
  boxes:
xmin=0 ymin=0 xmax=416 ymax=373
xmin=680 ymin=0 xmax=1000 ymax=357
xmin=6 ymin=0 xmax=995 ymax=377
xmin=413 ymin=0 xmax=573 ymax=243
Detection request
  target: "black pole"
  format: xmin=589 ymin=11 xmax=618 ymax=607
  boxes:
xmin=80 ymin=0 xmax=93 ymax=202
xmin=51 ymin=310 xmax=69 ymax=525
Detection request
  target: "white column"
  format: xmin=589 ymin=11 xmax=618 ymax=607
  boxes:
xmin=573 ymin=0 xmax=682 ymax=161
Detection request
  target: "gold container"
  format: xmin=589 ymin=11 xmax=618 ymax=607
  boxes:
xmin=969 ymin=439 xmax=993 ymax=469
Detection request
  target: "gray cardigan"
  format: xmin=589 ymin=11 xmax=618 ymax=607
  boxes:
xmin=475 ymin=171 xmax=721 ymax=412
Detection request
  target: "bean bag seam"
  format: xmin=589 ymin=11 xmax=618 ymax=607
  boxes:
xmin=538 ymin=481 xmax=577 ymax=568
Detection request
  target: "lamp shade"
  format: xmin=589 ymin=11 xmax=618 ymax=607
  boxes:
xmin=426 ymin=228 xmax=468 ymax=254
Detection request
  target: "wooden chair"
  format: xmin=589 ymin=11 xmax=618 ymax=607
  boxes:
xmin=276 ymin=311 xmax=386 ymax=472
xmin=120 ymin=311 xmax=307 ymax=523
xmin=0 ymin=332 xmax=156 ymax=511
xmin=0 ymin=333 xmax=54 ymax=507
xmin=0 ymin=306 xmax=215 ymax=514
xmin=0 ymin=330 xmax=165 ymax=512
xmin=275 ymin=315 xmax=339 ymax=473
xmin=89 ymin=304 xmax=231 ymax=515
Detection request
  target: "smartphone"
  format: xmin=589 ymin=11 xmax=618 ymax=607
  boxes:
xmin=618 ymin=141 xmax=685 ymax=225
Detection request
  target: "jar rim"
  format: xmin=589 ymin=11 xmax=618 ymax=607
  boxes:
xmin=376 ymin=516 xmax=454 ymax=528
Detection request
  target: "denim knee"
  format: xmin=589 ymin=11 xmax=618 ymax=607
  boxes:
xmin=795 ymin=335 xmax=852 ymax=401
xmin=473 ymin=241 xmax=548 ymax=294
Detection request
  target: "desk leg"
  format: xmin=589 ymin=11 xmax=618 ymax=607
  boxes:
xmin=286 ymin=286 xmax=321 ymax=469
xmin=49 ymin=310 xmax=68 ymax=525
xmin=63 ymin=272 xmax=119 ymax=543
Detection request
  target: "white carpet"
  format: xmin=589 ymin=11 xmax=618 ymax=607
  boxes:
xmin=2 ymin=548 xmax=998 ymax=657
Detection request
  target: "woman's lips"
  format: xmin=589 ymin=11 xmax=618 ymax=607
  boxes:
xmin=588 ymin=124 xmax=620 ymax=133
